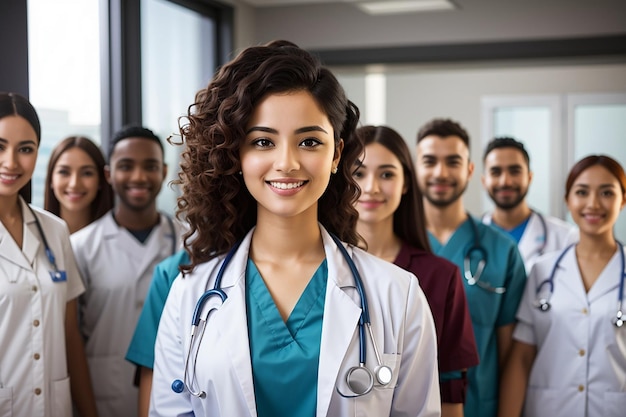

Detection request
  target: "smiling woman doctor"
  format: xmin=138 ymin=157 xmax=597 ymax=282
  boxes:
xmin=0 ymin=92 xmax=98 ymax=416
xmin=499 ymin=155 xmax=626 ymax=417
xmin=150 ymin=41 xmax=440 ymax=417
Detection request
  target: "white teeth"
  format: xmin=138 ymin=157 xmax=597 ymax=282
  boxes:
xmin=270 ymin=181 xmax=304 ymax=190
xmin=0 ymin=174 xmax=19 ymax=180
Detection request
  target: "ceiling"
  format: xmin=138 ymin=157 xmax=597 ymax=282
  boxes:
xmin=242 ymin=0 xmax=457 ymax=14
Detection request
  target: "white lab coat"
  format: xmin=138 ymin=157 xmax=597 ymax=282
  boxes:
xmin=71 ymin=211 xmax=184 ymax=417
xmin=514 ymin=246 xmax=626 ymax=417
xmin=482 ymin=211 xmax=578 ymax=273
xmin=0 ymin=197 xmax=84 ymax=417
xmin=150 ymin=226 xmax=441 ymax=417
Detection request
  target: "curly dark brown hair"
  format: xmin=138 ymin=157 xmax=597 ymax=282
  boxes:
xmin=175 ymin=40 xmax=363 ymax=272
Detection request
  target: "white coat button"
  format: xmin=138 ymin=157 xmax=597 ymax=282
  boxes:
xmin=34 ymin=388 xmax=42 ymax=395
xmin=136 ymin=301 xmax=144 ymax=309
xmin=581 ymin=308 xmax=588 ymax=314
xmin=32 ymin=285 xmax=38 ymax=292
xmin=578 ymin=385 xmax=584 ymax=392
xmin=33 ymin=319 xmax=40 ymax=327
xmin=34 ymin=353 xmax=40 ymax=360
xmin=578 ymin=349 xmax=585 ymax=356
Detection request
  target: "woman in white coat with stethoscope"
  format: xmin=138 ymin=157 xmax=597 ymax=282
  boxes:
xmin=499 ymin=154 xmax=626 ymax=417
xmin=150 ymin=40 xmax=440 ymax=417
xmin=0 ymin=92 xmax=98 ymax=416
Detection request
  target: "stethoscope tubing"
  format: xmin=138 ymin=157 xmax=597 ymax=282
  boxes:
xmin=535 ymin=241 xmax=625 ymax=327
xmin=173 ymin=232 xmax=392 ymax=398
xmin=465 ymin=214 xmax=506 ymax=294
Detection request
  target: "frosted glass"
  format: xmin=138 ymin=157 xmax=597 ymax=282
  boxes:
xmin=573 ymin=104 xmax=626 ymax=242
xmin=493 ymin=107 xmax=552 ymax=215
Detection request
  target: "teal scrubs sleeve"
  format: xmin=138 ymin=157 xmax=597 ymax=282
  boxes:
xmin=126 ymin=249 xmax=190 ymax=369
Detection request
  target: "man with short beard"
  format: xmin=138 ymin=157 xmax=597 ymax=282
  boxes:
xmin=481 ymin=137 xmax=578 ymax=273
xmin=415 ymin=118 xmax=527 ymax=417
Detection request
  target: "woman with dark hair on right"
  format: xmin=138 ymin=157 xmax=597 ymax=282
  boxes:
xmin=150 ymin=40 xmax=440 ymax=416
xmin=44 ymin=136 xmax=113 ymax=233
xmin=353 ymin=125 xmax=479 ymax=417
xmin=499 ymin=155 xmax=626 ymax=417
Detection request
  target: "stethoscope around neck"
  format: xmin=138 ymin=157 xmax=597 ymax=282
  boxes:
xmin=27 ymin=204 xmax=67 ymax=283
xmin=464 ymin=214 xmax=505 ymax=294
xmin=171 ymin=233 xmax=392 ymax=399
xmin=534 ymin=241 xmax=626 ymax=328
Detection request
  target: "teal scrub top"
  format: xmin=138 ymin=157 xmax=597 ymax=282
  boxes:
xmin=126 ymin=249 xmax=190 ymax=369
xmin=246 ymin=259 xmax=327 ymax=417
xmin=429 ymin=216 xmax=526 ymax=417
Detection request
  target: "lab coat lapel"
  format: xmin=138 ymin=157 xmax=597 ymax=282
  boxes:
xmin=105 ymin=213 xmax=169 ymax=283
xmin=518 ymin=212 xmax=542 ymax=261
xmin=0 ymin=225 xmax=32 ymax=272
xmin=213 ymin=230 xmax=257 ymax=417
xmin=587 ymin=247 xmax=623 ymax=302
xmin=21 ymin=205 xmax=41 ymax=267
xmin=557 ymin=248 xmax=590 ymax=305
xmin=0 ymin=199 xmax=40 ymax=271
xmin=317 ymin=228 xmax=362 ymax=417
xmin=134 ymin=214 xmax=171 ymax=280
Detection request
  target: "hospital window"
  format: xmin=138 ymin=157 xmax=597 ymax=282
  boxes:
xmin=481 ymin=93 xmax=626 ymax=242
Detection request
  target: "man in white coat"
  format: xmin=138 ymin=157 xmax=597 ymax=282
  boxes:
xmin=71 ymin=126 xmax=184 ymax=417
xmin=481 ymin=137 xmax=577 ymax=272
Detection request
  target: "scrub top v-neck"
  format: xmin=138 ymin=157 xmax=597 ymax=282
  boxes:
xmin=246 ymin=258 xmax=327 ymax=417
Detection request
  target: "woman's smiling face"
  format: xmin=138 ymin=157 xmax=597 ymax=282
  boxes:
xmin=240 ymin=90 xmax=341 ymax=222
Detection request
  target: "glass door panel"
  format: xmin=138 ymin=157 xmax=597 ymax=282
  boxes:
xmin=569 ymin=94 xmax=626 ymax=242
xmin=481 ymin=96 xmax=563 ymax=218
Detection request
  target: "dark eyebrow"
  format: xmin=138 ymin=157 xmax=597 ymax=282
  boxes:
xmin=0 ymin=138 xmax=37 ymax=146
xmin=355 ymin=163 xmax=399 ymax=170
xmin=445 ymin=155 xmax=464 ymax=162
xmin=574 ymin=183 xmax=617 ymax=189
xmin=378 ymin=164 xmax=400 ymax=170
xmin=245 ymin=125 xmax=328 ymax=135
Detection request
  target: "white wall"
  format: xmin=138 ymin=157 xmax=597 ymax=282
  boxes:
xmin=333 ymin=60 xmax=626 ymax=214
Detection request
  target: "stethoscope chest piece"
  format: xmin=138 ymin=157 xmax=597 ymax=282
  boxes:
xmin=345 ymin=366 xmax=374 ymax=396
xmin=375 ymin=364 xmax=393 ymax=385
xmin=536 ymin=299 xmax=551 ymax=312
xmin=613 ymin=309 xmax=624 ymax=328
xmin=344 ymin=363 xmax=392 ymax=397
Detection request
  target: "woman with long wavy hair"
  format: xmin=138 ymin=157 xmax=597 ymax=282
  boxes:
xmin=150 ymin=41 xmax=440 ymax=417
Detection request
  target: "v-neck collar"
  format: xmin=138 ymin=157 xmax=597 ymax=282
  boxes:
xmin=246 ymin=258 xmax=327 ymax=343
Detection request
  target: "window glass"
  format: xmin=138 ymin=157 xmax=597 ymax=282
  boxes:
xmin=573 ymin=103 xmax=626 ymax=242
xmin=493 ymin=107 xmax=552 ymax=215
xmin=27 ymin=0 xmax=102 ymax=208
xmin=141 ymin=0 xmax=216 ymax=216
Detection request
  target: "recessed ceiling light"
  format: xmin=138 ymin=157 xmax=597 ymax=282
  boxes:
xmin=356 ymin=0 xmax=456 ymax=15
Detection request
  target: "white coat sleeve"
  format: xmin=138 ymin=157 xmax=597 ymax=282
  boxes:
xmin=149 ymin=277 xmax=194 ymax=417
xmin=392 ymin=275 xmax=441 ymax=417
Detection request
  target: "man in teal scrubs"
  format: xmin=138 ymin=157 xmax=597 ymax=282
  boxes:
xmin=415 ymin=118 xmax=526 ymax=417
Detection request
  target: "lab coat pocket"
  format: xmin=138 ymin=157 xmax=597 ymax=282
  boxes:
xmin=378 ymin=353 xmax=400 ymax=389
xmin=604 ymin=323 xmax=626 ymax=376
xmin=88 ymin=355 xmax=123 ymax=399
xmin=354 ymin=353 xmax=400 ymax=417
xmin=603 ymin=392 xmax=626 ymax=417
xmin=524 ymin=386 xmax=571 ymax=417
xmin=50 ymin=376 xmax=71 ymax=417
xmin=0 ymin=386 xmax=12 ymax=417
